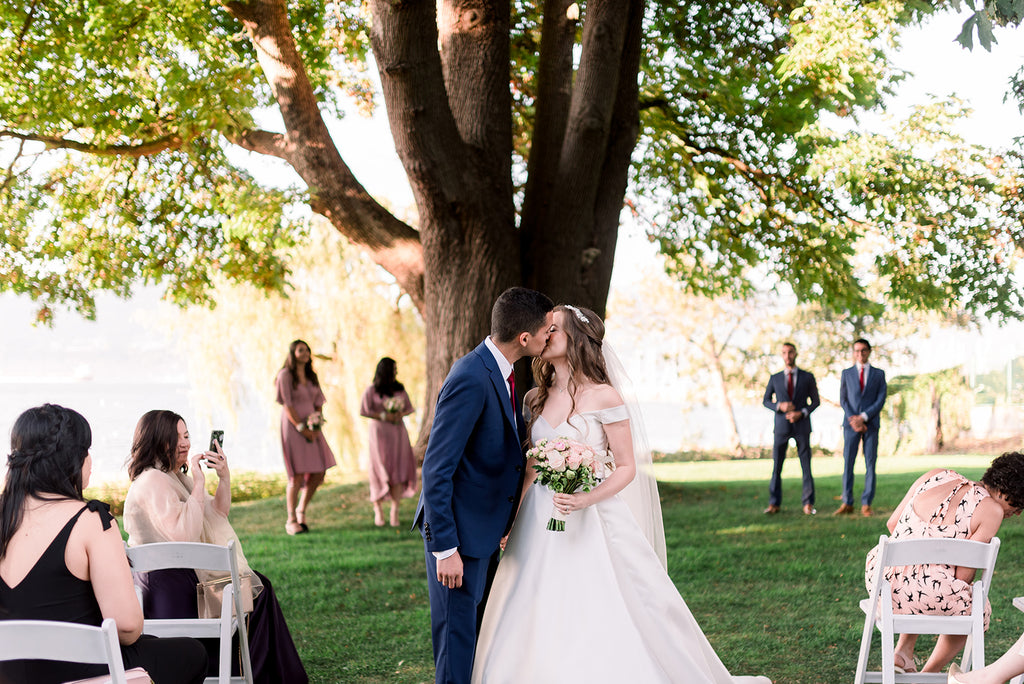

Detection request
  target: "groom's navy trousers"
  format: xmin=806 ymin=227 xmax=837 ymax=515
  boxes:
xmin=413 ymin=341 xmax=526 ymax=684
xmin=423 ymin=549 xmax=500 ymax=683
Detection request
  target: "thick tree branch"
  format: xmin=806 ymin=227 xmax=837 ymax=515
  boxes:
xmin=520 ymin=0 xmax=579 ymax=281
xmin=368 ymin=0 xmax=469 ymax=210
xmin=581 ymin=0 xmax=643 ymax=313
xmin=0 ymin=130 xmax=185 ymax=157
xmin=228 ymin=128 xmax=290 ymax=160
xmin=526 ymin=0 xmax=632 ymax=305
xmin=438 ymin=0 xmax=513 ymax=181
xmin=224 ymin=0 xmax=425 ymax=309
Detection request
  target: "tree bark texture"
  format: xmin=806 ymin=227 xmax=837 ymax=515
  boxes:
xmin=227 ymin=0 xmax=646 ymax=441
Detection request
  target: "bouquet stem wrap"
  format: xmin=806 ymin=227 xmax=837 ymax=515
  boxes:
xmin=547 ymin=506 xmax=568 ymax=531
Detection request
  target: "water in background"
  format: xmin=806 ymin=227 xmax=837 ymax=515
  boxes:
xmin=0 ymin=292 xmax=284 ymax=484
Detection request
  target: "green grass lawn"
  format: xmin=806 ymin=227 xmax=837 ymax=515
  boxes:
xmin=215 ymin=453 xmax=1024 ymax=683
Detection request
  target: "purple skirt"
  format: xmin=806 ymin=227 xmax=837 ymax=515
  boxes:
xmin=136 ymin=568 xmax=308 ymax=684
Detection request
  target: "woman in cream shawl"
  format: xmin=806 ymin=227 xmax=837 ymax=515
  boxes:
xmin=123 ymin=410 xmax=307 ymax=684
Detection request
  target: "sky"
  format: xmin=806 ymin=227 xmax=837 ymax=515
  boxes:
xmin=1 ymin=9 xmax=1023 ymax=478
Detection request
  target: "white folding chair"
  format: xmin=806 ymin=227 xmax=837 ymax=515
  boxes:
xmin=0 ymin=617 xmax=144 ymax=684
xmin=855 ymin=534 xmax=1000 ymax=684
xmin=126 ymin=540 xmax=254 ymax=684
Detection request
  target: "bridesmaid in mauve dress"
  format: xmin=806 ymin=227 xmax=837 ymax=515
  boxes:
xmin=360 ymin=357 xmax=418 ymax=527
xmin=275 ymin=339 xmax=337 ymax=535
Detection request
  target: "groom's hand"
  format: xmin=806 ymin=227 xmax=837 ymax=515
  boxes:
xmin=437 ymin=551 xmax=464 ymax=589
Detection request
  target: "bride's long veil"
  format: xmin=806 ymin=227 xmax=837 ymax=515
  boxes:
xmin=603 ymin=342 xmax=668 ymax=569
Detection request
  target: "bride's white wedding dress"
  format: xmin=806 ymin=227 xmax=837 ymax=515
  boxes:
xmin=471 ymin=406 xmax=771 ymax=684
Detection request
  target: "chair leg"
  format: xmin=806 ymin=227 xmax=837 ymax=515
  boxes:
xmin=879 ymin=589 xmax=895 ymax=684
xmin=855 ymin=614 xmax=875 ymax=684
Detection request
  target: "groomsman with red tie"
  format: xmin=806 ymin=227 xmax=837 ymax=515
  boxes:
xmin=762 ymin=342 xmax=820 ymax=515
xmin=835 ymin=338 xmax=888 ymax=517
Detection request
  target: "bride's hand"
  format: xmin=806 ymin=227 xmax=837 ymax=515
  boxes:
xmin=552 ymin=491 xmax=591 ymax=514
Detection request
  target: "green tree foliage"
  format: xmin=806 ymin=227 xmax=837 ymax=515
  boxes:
xmin=2 ymin=0 xmax=1023 ymax=392
xmin=954 ymin=0 xmax=1024 ymax=51
xmin=637 ymin=0 xmax=1024 ymax=320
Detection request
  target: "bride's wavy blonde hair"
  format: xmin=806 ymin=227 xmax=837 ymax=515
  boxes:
xmin=526 ymin=305 xmax=610 ymax=443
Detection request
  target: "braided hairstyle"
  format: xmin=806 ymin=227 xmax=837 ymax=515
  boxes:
xmin=281 ymin=339 xmax=319 ymax=389
xmin=1 ymin=404 xmax=92 ymax=558
xmin=526 ymin=305 xmax=610 ymax=442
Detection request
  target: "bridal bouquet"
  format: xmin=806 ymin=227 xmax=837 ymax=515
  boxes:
xmin=527 ymin=437 xmax=604 ymax=532
xmin=383 ymin=397 xmax=404 ymax=414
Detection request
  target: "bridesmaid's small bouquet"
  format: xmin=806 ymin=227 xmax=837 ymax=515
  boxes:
xmin=303 ymin=412 xmax=324 ymax=431
xmin=383 ymin=397 xmax=404 ymax=414
xmin=527 ymin=437 xmax=604 ymax=532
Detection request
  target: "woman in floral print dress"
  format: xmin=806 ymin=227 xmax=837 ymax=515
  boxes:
xmin=864 ymin=454 xmax=1024 ymax=675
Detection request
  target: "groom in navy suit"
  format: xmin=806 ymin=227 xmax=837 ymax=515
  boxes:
xmin=835 ymin=337 xmax=887 ymax=517
xmin=414 ymin=287 xmax=553 ymax=684
xmin=762 ymin=342 xmax=820 ymax=515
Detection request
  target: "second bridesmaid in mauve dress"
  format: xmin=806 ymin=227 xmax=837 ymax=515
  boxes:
xmin=360 ymin=357 xmax=418 ymax=527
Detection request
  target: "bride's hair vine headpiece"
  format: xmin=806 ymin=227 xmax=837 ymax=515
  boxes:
xmin=564 ymin=304 xmax=590 ymax=323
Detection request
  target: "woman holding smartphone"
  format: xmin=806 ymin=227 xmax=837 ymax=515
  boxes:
xmin=123 ymin=410 xmax=308 ymax=684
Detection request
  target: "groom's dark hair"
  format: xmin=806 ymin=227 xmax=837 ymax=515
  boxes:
xmin=491 ymin=287 xmax=553 ymax=343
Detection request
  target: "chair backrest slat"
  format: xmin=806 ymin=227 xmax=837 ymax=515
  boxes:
xmin=0 ymin=617 xmax=127 ymax=683
xmin=880 ymin=537 xmax=1000 ymax=576
xmin=126 ymin=541 xmax=233 ymax=573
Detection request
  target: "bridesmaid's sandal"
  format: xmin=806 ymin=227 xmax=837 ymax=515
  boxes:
xmin=894 ymin=652 xmax=918 ymax=674
xmin=286 ymin=519 xmax=305 ymax=536
xmin=296 ymin=510 xmax=310 ymax=532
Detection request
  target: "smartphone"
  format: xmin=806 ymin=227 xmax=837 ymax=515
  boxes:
xmin=209 ymin=430 xmax=224 ymax=452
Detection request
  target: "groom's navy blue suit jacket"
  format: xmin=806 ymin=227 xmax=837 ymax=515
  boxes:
xmin=414 ymin=341 xmax=526 ymax=559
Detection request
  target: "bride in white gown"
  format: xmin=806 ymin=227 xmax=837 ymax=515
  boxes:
xmin=471 ymin=305 xmax=771 ymax=684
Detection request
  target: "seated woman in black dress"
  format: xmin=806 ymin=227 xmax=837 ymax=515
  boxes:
xmin=0 ymin=404 xmax=207 ymax=684
xmin=123 ymin=409 xmax=307 ymax=684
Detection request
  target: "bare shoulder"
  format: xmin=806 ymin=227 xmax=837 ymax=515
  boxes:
xmin=584 ymin=383 xmax=624 ymax=410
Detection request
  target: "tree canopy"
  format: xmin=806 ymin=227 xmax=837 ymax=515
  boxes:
xmin=2 ymin=0 xmax=1023 ymax=418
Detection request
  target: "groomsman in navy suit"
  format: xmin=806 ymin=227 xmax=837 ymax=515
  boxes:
xmin=762 ymin=342 xmax=821 ymax=515
xmin=414 ymin=287 xmax=553 ymax=684
xmin=835 ymin=337 xmax=888 ymax=517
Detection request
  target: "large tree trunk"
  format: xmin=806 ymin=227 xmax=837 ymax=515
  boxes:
xmin=226 ymin=0 xmax=645 ymax=447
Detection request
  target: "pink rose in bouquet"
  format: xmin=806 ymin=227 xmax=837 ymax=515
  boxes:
xmin=527 ymin=437 xmax=602 ymax=531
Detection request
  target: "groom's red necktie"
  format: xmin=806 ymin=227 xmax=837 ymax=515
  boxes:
xmin=786 ymin=370 xmax=794 ymax=399
xmin=507 ymin=371 xmax=516 ymax=414
xmin=859 ymin=365 xmax=865 ymax=391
